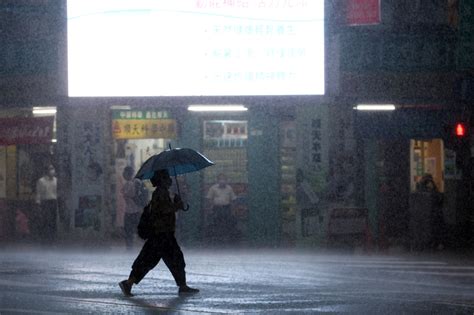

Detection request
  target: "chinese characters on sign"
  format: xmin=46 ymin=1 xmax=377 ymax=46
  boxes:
xmin=112 ymin=110 xmax=177 ymax=139
xmin=311 ymin=118 xmax=322 ymax=169
xmin=0 ymin=117 xmax=54 ymax=145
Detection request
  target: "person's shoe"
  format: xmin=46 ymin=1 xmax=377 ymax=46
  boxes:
xmin=119 ymin=280 xmax=134 ymax=297
xmin=178 ymin=285 xmax=199 ymax=295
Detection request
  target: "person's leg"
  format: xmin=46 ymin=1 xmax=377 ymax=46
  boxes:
xmin=43 ymin=201 xmax=56 ymax=244
xmin=119 ymin=237 xmax=162 ymax=296
xmin=50 ymin=200 xmax=58 ymax=242
xmin=161 ymin=234 xmax=198 ymax=294
xmin=129 ymin=238 xmax=162 ymax=284
xmin=161 ymin=235 xmax=186 ymax=287
xmin=37 ymin=204 xmax=47 ymax=243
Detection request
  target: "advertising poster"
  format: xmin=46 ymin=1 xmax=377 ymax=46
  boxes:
xmin=0 ymin=147 xmax=6 ymax=199
xmin=75 ymin=195 xmax=102 ymax=231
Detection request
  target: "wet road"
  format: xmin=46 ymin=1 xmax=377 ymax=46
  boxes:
xmin=1 ymin=247 xmax=473 ymax=314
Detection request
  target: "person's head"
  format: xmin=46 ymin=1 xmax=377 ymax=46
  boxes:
xmin=217 ymin=173 xmax=227 ymax=187
xmin=122 ymin=166 xmax=135 ymax=181
xmin=47 ymin=164 xmax=55 ymax=178
xmin=150 ymin=169 xmax=172 ymax=188
xmin=420 ymin=174 xmax=437 ymax=191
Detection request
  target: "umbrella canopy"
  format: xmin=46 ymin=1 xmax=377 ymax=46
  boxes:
xmin=135 ymin=147 xmax=214 ymax=180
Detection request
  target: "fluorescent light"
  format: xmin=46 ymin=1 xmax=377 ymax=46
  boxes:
xmin=51 ymin=139 xmax=57 ymax=143
xmin=188 ymin=105 xmax=248 ymax=112
xmin=354 ymin=104 xmax=396 ymax=111
xmin=32 ymin=107 xmax=57 ymax=115
xmin=110 ymin=105 xmax=132 ymax=110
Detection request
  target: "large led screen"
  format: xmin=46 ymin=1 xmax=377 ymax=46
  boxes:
xmin=67 ymin=0 xmax=325 ymax=97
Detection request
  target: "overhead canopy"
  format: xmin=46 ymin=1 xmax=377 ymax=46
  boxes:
xmin=355 ymin=109 xmax=451 ymax=140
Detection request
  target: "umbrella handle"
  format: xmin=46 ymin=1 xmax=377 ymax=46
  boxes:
xmin=182 ymin=204 xmax=190 ymax=212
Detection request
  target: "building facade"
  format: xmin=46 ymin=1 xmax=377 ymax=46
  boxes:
xmin=0 ymin=0 xmax=472 ymax=250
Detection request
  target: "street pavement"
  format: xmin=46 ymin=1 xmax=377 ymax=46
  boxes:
xmin=1 ymin=246 xmax=474 ymax=314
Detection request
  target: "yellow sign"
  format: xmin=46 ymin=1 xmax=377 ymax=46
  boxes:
xmin=112 ymin=119 xmax=177 ymax=139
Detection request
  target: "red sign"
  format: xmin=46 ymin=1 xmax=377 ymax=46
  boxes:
xmin=346 ymin=0 xmax=381 ymax=26
xmin=0 ymin=117 xmax=54 ymax=145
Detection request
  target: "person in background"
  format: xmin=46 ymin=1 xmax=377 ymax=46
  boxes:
xmin=35 ymin=164 xmax=58 ymax=243
xmin=121 ymin=166 xmax=143 ymax=251
xmin=206 ymin=173 xmax=237 ymax=244
xmin=119 ymin=169 xmax=199 ymax=296
xmin=416 ymin=174 xmax=445 ymax=250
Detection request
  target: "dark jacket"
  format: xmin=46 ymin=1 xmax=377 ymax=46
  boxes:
xmin=149 ymin=186 xmax=179 ymax=234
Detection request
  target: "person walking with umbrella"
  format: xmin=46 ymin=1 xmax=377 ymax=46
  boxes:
xmin=119 ymin=146 xmax=213 ymax=296
xmin=119 ymin=169 xmax=199 ymax=296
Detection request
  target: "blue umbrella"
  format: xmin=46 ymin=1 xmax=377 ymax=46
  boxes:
xmin=135 ymin=147 xmax=214 ymax=180
xmin=135 ymin=145 xmax=214 ymax=211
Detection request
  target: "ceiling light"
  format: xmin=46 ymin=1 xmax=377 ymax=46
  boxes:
xmin=110 ymin=105 xmax=132 ymax=110
xmin=354 ymin=104 xmax=396 ymax=111
xmin=32 ymin=107 xmax=57 ymax=115
xmin=188 ymin=105 xmax=248 ymax=112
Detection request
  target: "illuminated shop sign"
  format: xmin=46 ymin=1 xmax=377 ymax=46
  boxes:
xmin=0 ymin=117 xmax=54 ymax=145
xmin=112 ymin=110 xmax=177 ymax=139
xmin=67 ymin=0 xmax=325 ymax=97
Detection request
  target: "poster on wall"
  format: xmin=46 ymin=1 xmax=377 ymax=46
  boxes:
xmin=17 ymin=148 xmax=34 ymax=197
xmin=75 ymin=195 xmax=102 ymax=231
xmin=0 ymin=147 xmax=6 ymax=199
xmin=114 ymin=158 xmax=127 ymax=228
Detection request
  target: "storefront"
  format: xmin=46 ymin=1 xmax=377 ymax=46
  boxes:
xmin=355 ymin=107 xmax=469 ymax=250
xmin=0 ymin=107 xmax=56 ymax=242
xmin=200 ymin=118 xmax=249 ymax=245
xmin=111 ymin=108 xmax=177 ymax=233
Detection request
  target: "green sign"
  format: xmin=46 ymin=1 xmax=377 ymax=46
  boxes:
xmin=112 ymin=110 xmax=171 ymax=120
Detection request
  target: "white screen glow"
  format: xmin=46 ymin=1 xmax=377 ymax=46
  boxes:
xmin=67 ymin=0 xmax=325 ymax=97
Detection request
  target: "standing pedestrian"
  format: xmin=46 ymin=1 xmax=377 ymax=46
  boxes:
xmin=416 ymin=174 xmax=445 ymax=250
xmin=206 ymin=173 xmax=237 ymax=244
xmin=121 ymin=166 xmax=146 ymax=251
xmin=35 ymin=164 xmax=58 ymax=243
xmin=119 ymin=169 xmax=199 ymax=296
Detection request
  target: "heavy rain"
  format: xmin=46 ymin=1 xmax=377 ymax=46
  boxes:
xmin=1 ymin=0 xmax=473 ymax=314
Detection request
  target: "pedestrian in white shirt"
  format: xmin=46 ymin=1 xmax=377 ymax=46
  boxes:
xmin=35 ymin=164 xmax=58 ymax=243
xmin=206 ymin=173 xmax=237 ymax=244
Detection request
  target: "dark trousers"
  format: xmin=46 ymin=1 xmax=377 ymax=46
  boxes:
xmin=211 ymin=205 xmax=235 ymax=243
xmin=130 ymin=233 xmax=186 ymax=286
xmin=39 ymin=200 xmax=58 ymax=242
xmin=124 ymin=212 xmax=140 ymax=250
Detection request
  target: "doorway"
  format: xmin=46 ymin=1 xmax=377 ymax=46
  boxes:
xmin=201 ymin=120 xmax=248 ymax=246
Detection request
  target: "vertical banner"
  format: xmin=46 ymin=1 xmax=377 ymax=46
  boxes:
xmin=346 ymin=0 xmax=381 ymax=26
xmin=296 ymin=105 xmax=330 ymax=188
xmin=0 ymin=147 xmax=6 ymax=199
xmin=295 ymin=105 xmax=330 ymax=241
xmin=70 ymin=106 xmax=107 ymax=232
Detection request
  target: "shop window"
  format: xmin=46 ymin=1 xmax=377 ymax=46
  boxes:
xmin=410 ymin=139 xmax=445 ymax=192
xmin=202 ymin=120 xmax=248 ymax=244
